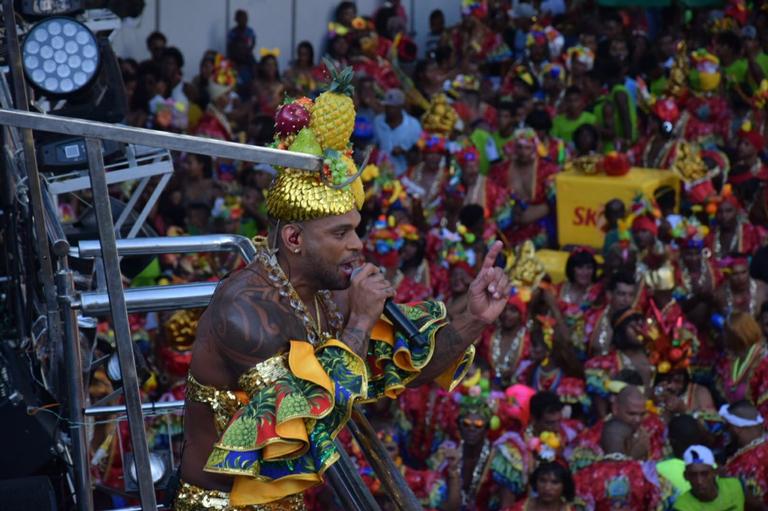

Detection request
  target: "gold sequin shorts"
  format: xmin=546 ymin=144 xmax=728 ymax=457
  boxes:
xmin=173 ymin=480 xmax=306 ymax=511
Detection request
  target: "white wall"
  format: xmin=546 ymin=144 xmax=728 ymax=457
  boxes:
xmin=111 ymin=0 xmax=461 ymax=79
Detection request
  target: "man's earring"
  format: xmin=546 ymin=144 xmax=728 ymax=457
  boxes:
xmin=294 ymin=249 xmax=300 ymax=254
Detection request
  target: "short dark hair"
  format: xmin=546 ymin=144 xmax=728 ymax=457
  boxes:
xmin=430 ymin=9 xmax=444 ymax=21
xmin=607 ymin=270 xmax=636 ymax=291
xmin=566 ymin=249 xmax=597 ymax=283
xmin=526 ymin=109 xmax=552 ymax=132
xmin=529 ymin=462 xmax=575 ymax=501
xmin=668 ymin=414 xmax=705 ymax=458
xmin=335 ymin=1 xmax=356 ymax=21
xmin=529 ymin=391 xmax=564 ymax=422
xmin=162 ymin=47 xmax=185 ymax=69
xmin=146 ymin=31 xmax=166 ymax=48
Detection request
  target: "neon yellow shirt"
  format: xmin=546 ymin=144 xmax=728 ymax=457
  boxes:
xmin=673 ymin=477 xmax=744 ymax=511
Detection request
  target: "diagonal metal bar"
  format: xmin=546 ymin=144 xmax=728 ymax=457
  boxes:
xmin=348 ymin=407 xmax=423 ymax=511
xmin=84 ymin=137 xmax=157 ymax=510
xmin=0 ymin=108 xmax=322 ymax=170
xmin=326 ymin=440 xmax=383 ymax=511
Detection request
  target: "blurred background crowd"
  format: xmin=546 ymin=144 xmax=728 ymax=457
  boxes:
xmin=78 ymin=0 xmax=768 ymax=509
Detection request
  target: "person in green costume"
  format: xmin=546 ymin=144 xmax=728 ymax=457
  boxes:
xmin=470 ymin=100 xmax=523 ymax=174
xmin=552 ymin=86 xmax=596 ymax=143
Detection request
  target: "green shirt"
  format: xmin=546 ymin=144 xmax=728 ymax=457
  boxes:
xmin=610 ymin=84 xmax=638 ymax=144
xmin=551 ymin=111 xmax=597 ymax=143
xmin=725 ymin=59 xmax=749 ymax=86
xmin=756 ymin=52 xmax=768 ymax=79
xmin=673 ymin=477 xmax=744 ymax=511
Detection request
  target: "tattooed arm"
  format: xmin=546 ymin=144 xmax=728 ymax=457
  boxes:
xmin=207 ymin=275 xmax=300 ymax=378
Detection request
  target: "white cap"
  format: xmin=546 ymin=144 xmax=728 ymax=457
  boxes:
xmin=683 ymin=445 xmax=715 ymax=467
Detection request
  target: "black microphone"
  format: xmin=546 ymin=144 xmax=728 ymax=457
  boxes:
xmin=351 ymin=265 xmax=427 ymax=345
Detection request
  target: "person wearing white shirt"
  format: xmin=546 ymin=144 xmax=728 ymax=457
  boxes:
xmin=373 ymin=88 xmax=422 ymax=176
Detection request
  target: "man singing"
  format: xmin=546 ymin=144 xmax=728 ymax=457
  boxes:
xmin=174 ymin=76 xmax=511 ymax=510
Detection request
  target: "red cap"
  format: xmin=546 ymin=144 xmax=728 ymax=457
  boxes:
xmin=631 ymin=215 xmax=658 ymax=236
xmin=739 ymin=129 xmax=765 ymax=152
xmin=507 ymin=294 xmax=527 ymax=318
xmin=457 ymin=146 xmax=480 ymax=165
xmin=653 ymin=98 xmax=680 ymax=123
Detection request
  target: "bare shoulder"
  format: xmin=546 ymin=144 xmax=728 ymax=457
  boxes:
xmin=195 ymin=266 xmax=303 ymax=375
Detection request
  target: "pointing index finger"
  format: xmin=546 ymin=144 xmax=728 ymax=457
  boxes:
xmin=481 ymin=240 xmax=504 ymax=271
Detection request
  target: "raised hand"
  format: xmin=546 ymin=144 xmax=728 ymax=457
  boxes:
xmin=466 ymin=241 xmax=512 ymax=325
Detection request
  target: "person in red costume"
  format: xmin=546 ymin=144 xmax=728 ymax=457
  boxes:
xmin=487 ymin=391 xmax=584 ymax=506
xmin=705 ymin=187 xmax=763 ymax=259
xmin=630 ymin=97 xmax=681 ymax=169
xmin=364 ymin=215 xmax=430 ymax=304
xmin=570 ymin=383 xmax=666 ymax=471
xmin=716 ymin=312 xmax=768 ymax=422
xmin=716 ymin=255 xmax=768 ymax=316
xmin=479 ymin=293 xmax=530 ymax=389
xmin=673 ymin=229 xmax=721 ymax=299
xmin=510 ymin=461 xmax=578 ymax=511
xmin=721 ymin=401 xmax=768 ymax=508
xmin=556 ymin=247 xmax=604 ymax=360
xmin=585 ymin=271 xmax=637 ymax=359
xmin=729 ymin=126 xmax=768 ymax=186
xmin=585 ymin=309 xmax=655 ymax=403
xmin=457 ymin=146 xmax=506 ymax=219
xmin=573 ymin=419 xmax=663 ymax=511
xmin=194 ymin=55 xmax=236 ymax=141
xmin=490 ymin=128 xmax=559 ymax=249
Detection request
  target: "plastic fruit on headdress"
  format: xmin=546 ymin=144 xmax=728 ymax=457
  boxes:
xmin=310 ymin=58 xmax=356 ymax=151
xmin=421 ymin=93 xmax=458 ymax=136
xmin=275 ymin=102 xmax=311 ymax=138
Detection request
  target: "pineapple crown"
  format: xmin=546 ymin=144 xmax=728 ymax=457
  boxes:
xmin=322 ymin=57 xmax=355 ymax=97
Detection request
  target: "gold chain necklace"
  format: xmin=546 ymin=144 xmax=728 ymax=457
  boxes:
xmin=729 ymin=434 xmax=767 ymax=461
xmin=253 ymin=237 xmax=343 ymax=345
xmin=491 ymin=327 xmax=526 ymax=380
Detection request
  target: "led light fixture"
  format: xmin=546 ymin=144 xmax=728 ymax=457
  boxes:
xmin=22 ymin=16 xmax=99 ymax=95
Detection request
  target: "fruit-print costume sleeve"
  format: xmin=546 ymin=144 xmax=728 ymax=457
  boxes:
xmin=203 ymin=300 xmax=474 ymax=506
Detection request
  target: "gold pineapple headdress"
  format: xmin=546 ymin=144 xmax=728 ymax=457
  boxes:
xmin=266 ymin=59 xmax=367 ymax=222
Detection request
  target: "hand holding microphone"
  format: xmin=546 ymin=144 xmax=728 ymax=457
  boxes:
xmin=347 ymin=263 xmax=426 ymax=348
xmin=347 ymin=263 xmax=396 ymax=333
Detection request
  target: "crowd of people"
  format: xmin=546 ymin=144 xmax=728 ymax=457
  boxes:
xmin=77 ymin=0 xmax=768 ymax=509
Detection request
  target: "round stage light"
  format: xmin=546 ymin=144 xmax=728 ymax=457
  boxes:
xmin=22 ymin=17 xmax=99 ymax=95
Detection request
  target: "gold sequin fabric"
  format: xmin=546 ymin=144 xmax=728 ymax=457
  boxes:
xmin=237 ymin=353 xmax=289 ymax=397
xmin=186 ymin=374 xmax=245 ymax=434
xmin=173 ymin=480 xmax=306 ymax=510
xmin=266 ymin=168 xmax=355 ymax=222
